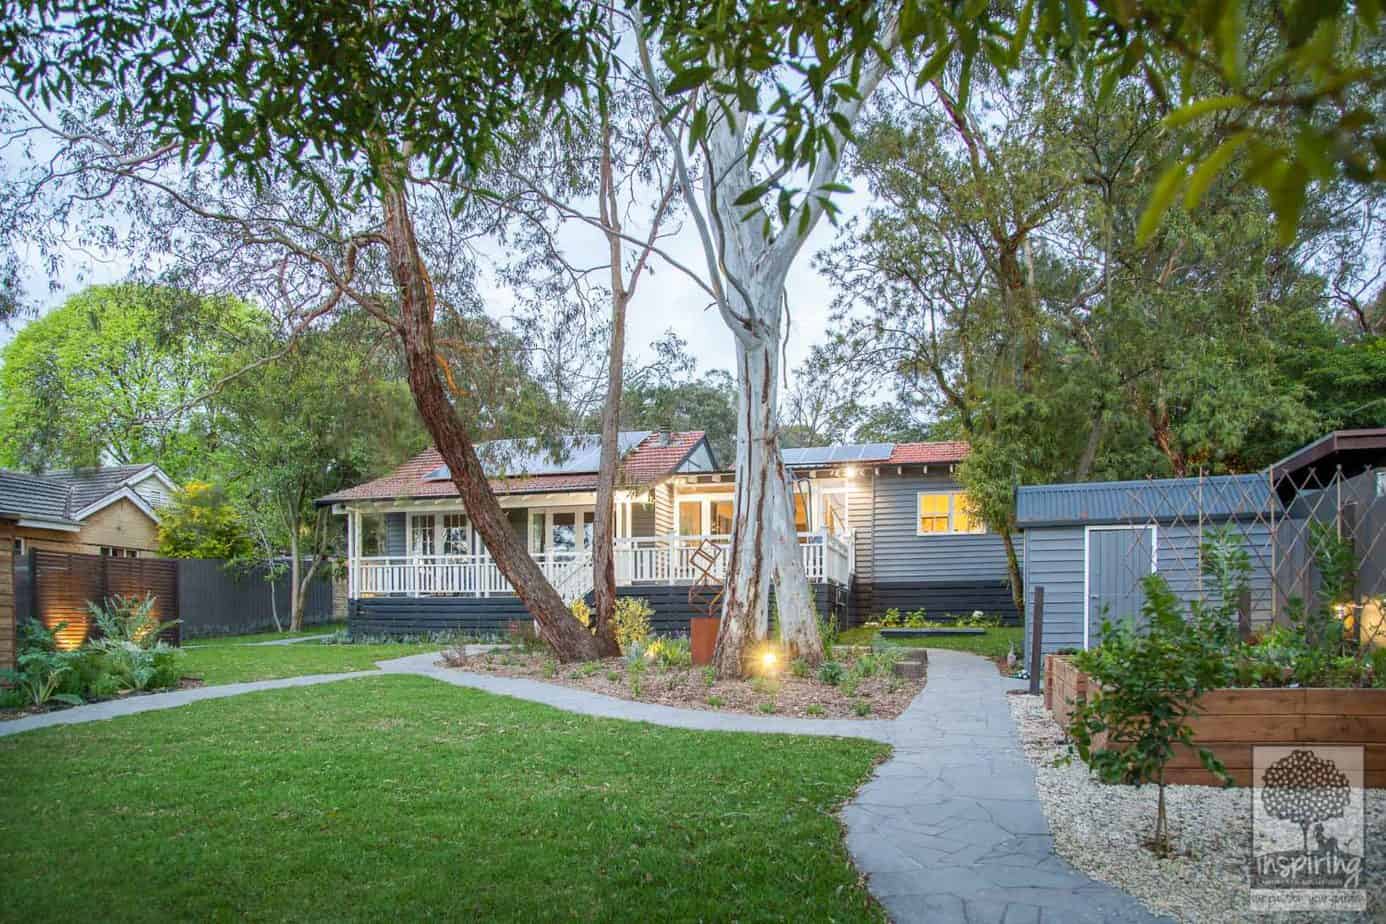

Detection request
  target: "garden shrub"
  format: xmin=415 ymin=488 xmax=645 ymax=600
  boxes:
xmin=817 ymin=661 xmax=844 ymax=686
xmin=646 ymin=638 xmax=691 ymax=669
xmin=572 ymin=597 xmax=653 ymax=652
xmin=1069 ymin=574 xmax=1234 ymax=855
xmin=879 ymin=609 xmax=902 ymax=628
xmin=88 ymin=593 xmax=177 ymax=648
xmin=0 ymin=622 xmax=81 ymax=707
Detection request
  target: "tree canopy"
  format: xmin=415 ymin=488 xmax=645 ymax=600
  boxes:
xmin=0 ymin=284 xmax=263 ymax=478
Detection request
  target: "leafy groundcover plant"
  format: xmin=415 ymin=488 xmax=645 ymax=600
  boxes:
xmin=0 ymin=594 xmax=184 ymax=710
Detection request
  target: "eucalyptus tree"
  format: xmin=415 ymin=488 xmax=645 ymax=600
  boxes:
xmin=485 ymin=49 xmax=678 ymax=652
xmin=632 ymin=12 xmax=912 ymax=673
xmin=0 ymin=0 xmax=613 ymax=659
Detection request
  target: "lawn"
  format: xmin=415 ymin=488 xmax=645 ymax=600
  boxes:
xmin=0 ymin=676 xmax=888 ymax=922
xmin=177 ymin=637 xmax=441 ymax=685
xmin=838 ymin=625 xmax=1025 ymax=660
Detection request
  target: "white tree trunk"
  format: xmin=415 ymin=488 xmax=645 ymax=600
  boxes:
xmin=712 ymin=331 xmax=820 ymax=674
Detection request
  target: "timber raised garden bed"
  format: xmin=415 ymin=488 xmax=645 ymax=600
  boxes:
xmin=1044 ymin=654 xmax=1386 ymax=787
xmin=880 ymin=627 xmax=987 ymax=638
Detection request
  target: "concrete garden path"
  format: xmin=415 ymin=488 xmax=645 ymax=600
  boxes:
xmin=0 ymin=644 xmax=1165 ymax=923
xmin=844 ymin=648 xmax=1165 ymax=924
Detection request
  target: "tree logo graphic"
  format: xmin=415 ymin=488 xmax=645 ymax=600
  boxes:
xmin=1251 ymin=745 xmax=1366 ymax=913
xmin=1261 ymin=749 xmax=1352 ymax=854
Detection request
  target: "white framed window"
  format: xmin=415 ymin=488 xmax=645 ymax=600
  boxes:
xmin=441 ymin=513 xmax=469 ymax=555
xmin=916 ymin=492 xmax=985 ymax=535
xmin=12 ymin=537 xmax=24 ymax=556
xmin=676 ymin=494 xmax=736 ymax=537
xmin=99 ymin=546 xmax=139 ymax=558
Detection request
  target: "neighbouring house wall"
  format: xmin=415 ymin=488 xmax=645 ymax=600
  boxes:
xmin=73 ymin=497 xmax=160 ymax=553
xmin=0 ymin=520 xmax=13 ymax=669
xmin=17 ymin=497 xmax=159 ymax=557
xmin=847 ymin=473 xmax=875 ymax=618
xmin=131 ymin=471 xmax=174 ymax=509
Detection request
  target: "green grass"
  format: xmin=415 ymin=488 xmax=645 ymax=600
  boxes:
xmin=178 ymin=639 xmax=440 ymax=685
xmin=185 ymin=624 xmax=341 ymax=647
xmin=838 ymin=625 xmax=1025 ymax=660
xmin=0 ymin=676 xmax=888 ymax=922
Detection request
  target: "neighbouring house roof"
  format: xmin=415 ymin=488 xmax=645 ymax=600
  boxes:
xmin=320 ymin=431 xmax=711 ymax=505
xmin=0 ymin=463 xmax=176 ymax=529
xmin=0 ymin=470 xmax=82 ymax=528
xmin=1015 ymin=474 xmax=1275 ymax=529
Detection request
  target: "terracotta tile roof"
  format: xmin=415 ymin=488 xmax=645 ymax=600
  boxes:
xmin=321 ymin=431 xmax=706 ymax=504
xmin=887 ymin=441 xmax=970 ymax=465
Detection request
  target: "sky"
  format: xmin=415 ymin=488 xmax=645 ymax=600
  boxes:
xmin=3 ymin=183 xmax=868 ymax=381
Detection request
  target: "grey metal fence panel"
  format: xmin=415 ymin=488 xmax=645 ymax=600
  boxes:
xmin=177 ymin=559 xmax=336 ymax=638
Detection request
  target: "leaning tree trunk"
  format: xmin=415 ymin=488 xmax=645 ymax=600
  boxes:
xmin=377 ymin=155 xmax=601 ymax=662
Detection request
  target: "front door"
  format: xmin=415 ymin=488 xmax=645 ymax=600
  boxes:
xmin=1086 ymin=526 xmax=1155 ymax=646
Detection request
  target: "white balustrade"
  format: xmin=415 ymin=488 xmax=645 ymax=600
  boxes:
xmin=351 ymin=530 xmax=855 ymax=598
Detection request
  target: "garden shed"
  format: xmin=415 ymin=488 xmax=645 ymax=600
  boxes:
xmin=1017 ymin=429 xmax=1386 ymax=673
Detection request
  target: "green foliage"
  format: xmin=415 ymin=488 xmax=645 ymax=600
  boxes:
xmin=817 ymin=661 xmax=845 ymax=686
xmin=611 ymin=597 xmax=653 ymax=651
xmin=4 ymin=0 xmax=607 ymax=200
xmin=620 ymin=368 xmax=737 ymax=465
xmin=0 ymin=622 xmax=81 ymax=707
xmin=705 ymin=694 xmax=725 ymax=707
xmin=209 ymin=318 xmax=428 ymax=572
xmin=87 ymin=594 xmax=177 ymax=650
xmin=1069 ymin=574 xmax=1234 ymax=853
xmin=805 ymin=703 xmax=825 ymax=716
xmin=157 ymin=481 xmax=253 ymax=559
xmin=852 ymin=700 xmax=871 ymax=717
xmin=572 ymin=596 xmax=653 ymax=653
xmin=646 ymin=638 xmax=692 ymax=669
xmin=0 ymin=284 xmax=263 ymax=478
xmin=701 ymin=665 xmax=716 ymax=688
xmin=790 ymin=657 xmax=811 ymax=679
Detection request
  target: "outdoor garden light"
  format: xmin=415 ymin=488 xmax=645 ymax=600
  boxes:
xmin=761 ymin=650 xmax=777 ymax=670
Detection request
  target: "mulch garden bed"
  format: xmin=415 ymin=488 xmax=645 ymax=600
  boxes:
xmin=450 ymin=648 xmax=927 ymax=719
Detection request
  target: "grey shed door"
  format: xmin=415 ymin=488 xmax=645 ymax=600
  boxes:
xmin=1086 ymin=527 xmax=1155 ymax=643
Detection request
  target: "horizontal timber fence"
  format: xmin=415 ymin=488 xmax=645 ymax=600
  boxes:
xmin=16 ymin=552 xmax=338 ymax=646
xmin=25 ymin=550 xmax=181 ymax=649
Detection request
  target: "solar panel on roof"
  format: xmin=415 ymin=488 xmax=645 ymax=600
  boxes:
xmin=783 ymin=443 xmax=894 ymax=467
xmin=424 ymin=431 xmax=653 ymax=481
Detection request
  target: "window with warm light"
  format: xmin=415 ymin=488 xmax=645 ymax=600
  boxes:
xmin=710 ymin=500 xmax=734 ymax=535
xmin=793 ymin=494 xmax=810 ymax=532
xmin=916 ymin=493 xmax=950 ymax=533
xmin=916 ymin=492 xmax=985 ymax=535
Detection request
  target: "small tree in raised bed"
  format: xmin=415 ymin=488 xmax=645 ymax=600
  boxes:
xmin=1068 ymin=575 xmax=1233 ymax=855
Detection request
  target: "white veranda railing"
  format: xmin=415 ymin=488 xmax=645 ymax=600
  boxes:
xmin=353 ymin=531 xmax=853 ymax=599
